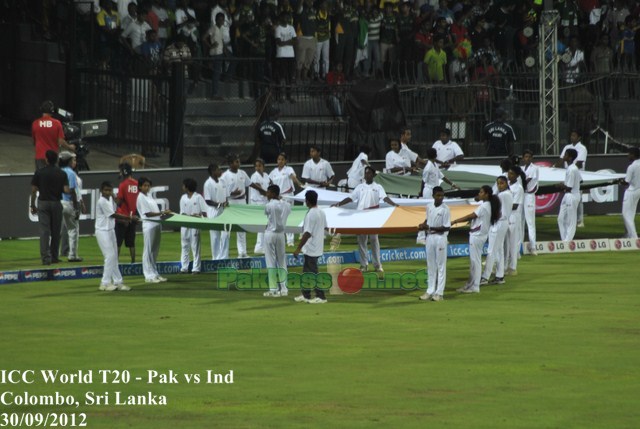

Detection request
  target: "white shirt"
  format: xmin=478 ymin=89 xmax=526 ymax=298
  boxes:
xmin=509 ymin=181 xmax=524 ymax=218
xmin=122 ymin=20 xmax=152 ymax=51
xmin=203 ymin=177 xmax=228 ymax=218
xmin=269 ymin=166 xmax=297 ymax=195
xmin=118 ymin=0 xmax=137 ymax=21
xmin=470 ymin=201 xmax=491 ymax=237
xmin=221 ymin=169 xmax=252 ymax=200
xmin=564 ymin=163 xmax=583 ymax=197
xmin=151 ymin=5 xmax=169 ymax=39
xmin=560 ymin=142 xmax=588 ymax=170
xmin=250 ymin=171 xmax=270 ymax=204
xmin=523 ymin=162 xmax=540 ymax=193
xmin=422 ymin=160 xmax=444 ymax=188
xmin=385 ymin=150 xmax=411 ymax=173
xmin=302 ymin=158 xmax=334 ymax=187
xmin=302 ymin=207 xmax=327 ymax=257
xmin=274 ymin=24 xmax=296 ymax=58
xmin=265 ymin=199 xmax=292 ymax=233
xmin=180 ymin=193 xmax=207 ymax=216
xmin=346 ymin=152 xmax=369 ymax=186
xmin=95 ymin=196 xmax=116 ymax=231
xmin=625 ymin=159 xmax=640 ymax=191
xmin=399 ymin=142 xmax=418 ymax=163
xmin=211 ymin=6 xmax=232 ymax=46
xmin=432 ymin=140 xmax=464 ymax=164
xmin=426 ymin=202 xmax=451 ymax=237
xmin=350 ymin=182 xmax=387 ymax=210
xmin=136 ymin=192 xmax=160 ymax=230
xmin=497 ymin=189 xmax=513 ymax=221
xmin=205 ymin=25 xmax=224 ymax=56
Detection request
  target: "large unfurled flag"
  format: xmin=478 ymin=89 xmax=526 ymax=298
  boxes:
xmin=158 ymin=202 xmax=478 ymax=234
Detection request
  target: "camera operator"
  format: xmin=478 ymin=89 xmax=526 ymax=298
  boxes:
xmin=32 ymin=100 xmax=76 ymax=170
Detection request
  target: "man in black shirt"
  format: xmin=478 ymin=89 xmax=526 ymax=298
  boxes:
xmin=482 ymin=108 xmax=516 ymax=157
xmin=257 ymin=109 xmax=287 ymax=163
xmin=30 ymin=150 xmax=70 ymax=265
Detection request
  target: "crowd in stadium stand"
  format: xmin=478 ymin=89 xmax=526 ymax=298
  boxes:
xmin=24 ymin=0 xmax=640 ymax=92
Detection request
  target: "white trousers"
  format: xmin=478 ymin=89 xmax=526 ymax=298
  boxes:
xmin=483 ymin=220 xmax=508 ymax=279
xmin=622 ymin=188 xmax=640 ymax=238
xmin=357 ymin=234 xmax=381 ymax=270
xmin=426 ymin=233 xmax=447 ymax=296
xmin=466 ymin=234 xmax=487 ymax=292
xmin=417 ymin=186 xmax=433 ymax=243
xmin=264 ymin=231 xmax=288 ymax=292
xmin=315 ymin=39 xmax=330 ymax=77
xmin=222 ymin=199 xmax=247 ymax=256
xmin=507 ymin=213 xmax=522 ymax=271
xmin=181 ymin=227 xmax=201 ymax=272
xmin=61 ymin=200 xmax=79 ymax=259
xmin=96 ymin=229 xmax=123 ymax=285
xmin=210 ymin=230 xmax=224 ymax=260
xmin=142 ymin=224 xmax=161 ymax=280
xmin=577 ymin=193 xmax=584 ymax=223
xmin=523 ymin=193 xmax=537 ymax=249
xmin=558 ymin=193 xmax=579 ymax=241
xmin=255 ymin=232 xmax=265 ymax=253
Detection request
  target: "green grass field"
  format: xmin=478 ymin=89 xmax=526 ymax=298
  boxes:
xmin=1 ymin=215 xmax=639 ymax=428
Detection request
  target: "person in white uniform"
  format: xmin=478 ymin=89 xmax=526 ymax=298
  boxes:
xmin=269 ymin=152 xmax=304 ymax=246
xmin=95 ymin=181 xmax=135 ymax=291
xmin=250 ymin=158 xmax=271 ymax=254
xmin=385 ymin=138 xmax=414 ymax=175
xmin=506 ymin=166 xmax=525 ymax=276
xmin=179 ymin=178 xmax=207 ymax=274
xmin=452 ymin=186 xmax=500 ymax=294
xmin=521 ymin=150 xmax=539 ymax=255
xmin=480 ymin=176 xmax=512 ymax=286
xmin=399 ymin=127 xmax=425 ymax=168
xmin=263 ymin=185 xmax=292 ymax=297
xmin=432 ymin=128 xmax=464 ymax=168
xmin=558 ymin=130 xmax=588 ymax=226
xmin=346 ymin=144 xmax=371 ymax=190
xmin=417 ymin=148 xmax=458 ymax=244
xmin=557 ymin=148 xmax=583 ymax=242
xmin=301 ymin=145 xmax=335 ymax=188
xmin=220 ymin=154 xmax=252 ymax=258
xmin=418 ymin=186 xmax=451 ymax=301
xmin=136 ymin=176 xmax=170 ymax=283
xmin=203 ymin=163 xmax=229 ymax=260
xmin=332 ymin=167 xmax=398 ymax=273
xmin=620 ymin=147 xmax=640 ymax=238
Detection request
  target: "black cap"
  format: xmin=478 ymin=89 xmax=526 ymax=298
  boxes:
xmin=119 ymin=162 xmax=133 ymax=177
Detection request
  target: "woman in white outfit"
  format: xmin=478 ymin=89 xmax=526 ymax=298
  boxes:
xmin=481 ymin=176 xmax=512 ymax=285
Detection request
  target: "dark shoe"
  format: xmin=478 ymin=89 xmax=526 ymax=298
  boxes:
xmin=68 ymin=257 xmax=84 ymax=263
xmin=51 ymin=259 xmax=61 ymax=264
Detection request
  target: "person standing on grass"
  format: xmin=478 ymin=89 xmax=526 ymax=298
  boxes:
xmin=620 ymin=147 xmax=640 ymax=239
xmin=95 ymin=181 xmax=136 ymax=292
xmin=203 ymin=163 xmax=229 ymax=260
xmin=115 ymin=163 xmax=139 ymax=263
xmin=250 ymin=159 xmax=271 ymax=255
xmin=263 ymin=185 xmax=292 ymax=297
xmin=136 ymin=176 xmax=170 ymax=283
xmin=418 ymin=186 xmax=451 ymax=302
xmin=30 ymin=150 xmax=69 ymax=266
xmin=58 ymin=151 xmax=82 ymax=263
xmin=179 ymin=178 xmax=207 ymax=274
xmin=480 ymin=176 xmax=512 ymax=286
xmin=557 ymin=130 xmax=588 ymax=227
xmin=556 ymin=149 xmax=582 ymax=242
xmin=220 ymin=154 xmax=253 ymax=259
xmin=522 ymin=150 xmax=539 ymax=255
xmin=332 ymin=166 xmax=398 ymax=275
xmin=293 ymin=190 xmax=328 ymax=304
xmin=451 ymin=185 xmax=500 ymax=294
xmin=269 ymin=152 xmax=304 ymax=247
xmin=506 ymin=166 xmax=525 ymax=276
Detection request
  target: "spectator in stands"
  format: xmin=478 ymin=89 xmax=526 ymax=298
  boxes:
xmin=150 ymin=0 xmax=171 ymax=46
xmin=563 ymin=36 xmax=585 ymax=85
xmin=326 ymin=62 xmax=347 ymax=121
xmin=334 ymin=0 xmax=359 ymax=80
xmin=590 ymin=33 xmax=614 ymax=73
xmin=618 ymin=15 xmax=636 ymax=72
xmin=432 ymin=128 xmax=464 ymax=167
xmin=121 ymin=3 xmax=151 ymax=55
xmin=315 ymin=0 xmax=331 ymax=79
xmin=469 ymin=16 xmax=489 ymax=51
xmin=274 ymin=11 xmax=297 ymax=102
xmin=385 ymin=138 xmax=414 ymax=175
xmin=141 ymin=29 xmax=163 ymax=69
xmin=30 ymin=150 xmax=70 ymax=265
xmin=397 ymin=1 xmax=415 ymax=81
xmin=380 ymin=2 xmax=399 ymax=76
xmin=414 ymin=16 xmax=434 ymax=82
xmin=243 ymin=15 xmax=270 ymax=99
xmin=176 ymin=0 xmax=202 ymax=91
xmin=120 ymin=1 xmax=137 ymax=31
xmin=203 ymin=12 xmax=226 ymax=100
xmin=362 ymin=0 xmax=383 ymax=78
xmin=235 ymin=0 xmax=257 ymax=97
xmin=482 ymin=108 xmax=516 ymax=157
xmin=295 ymin=0 xmax=318 ymax=82
xmin=32 ymin=100 xmax=74 ymax=170
xmin=424 ymin=35 xmax=447 ymax=83
xmin=211 ymin=0 xmax=233 ymax=56
xmin=96 ymin=0 xmax=121 ymax=69
xmin=163 ymin=33 xmax=192 ymax=66
xmin=118 ymin=0 xmax=137 ymax=22
xmin=301 ymin=145 xmax=335 ymax=188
